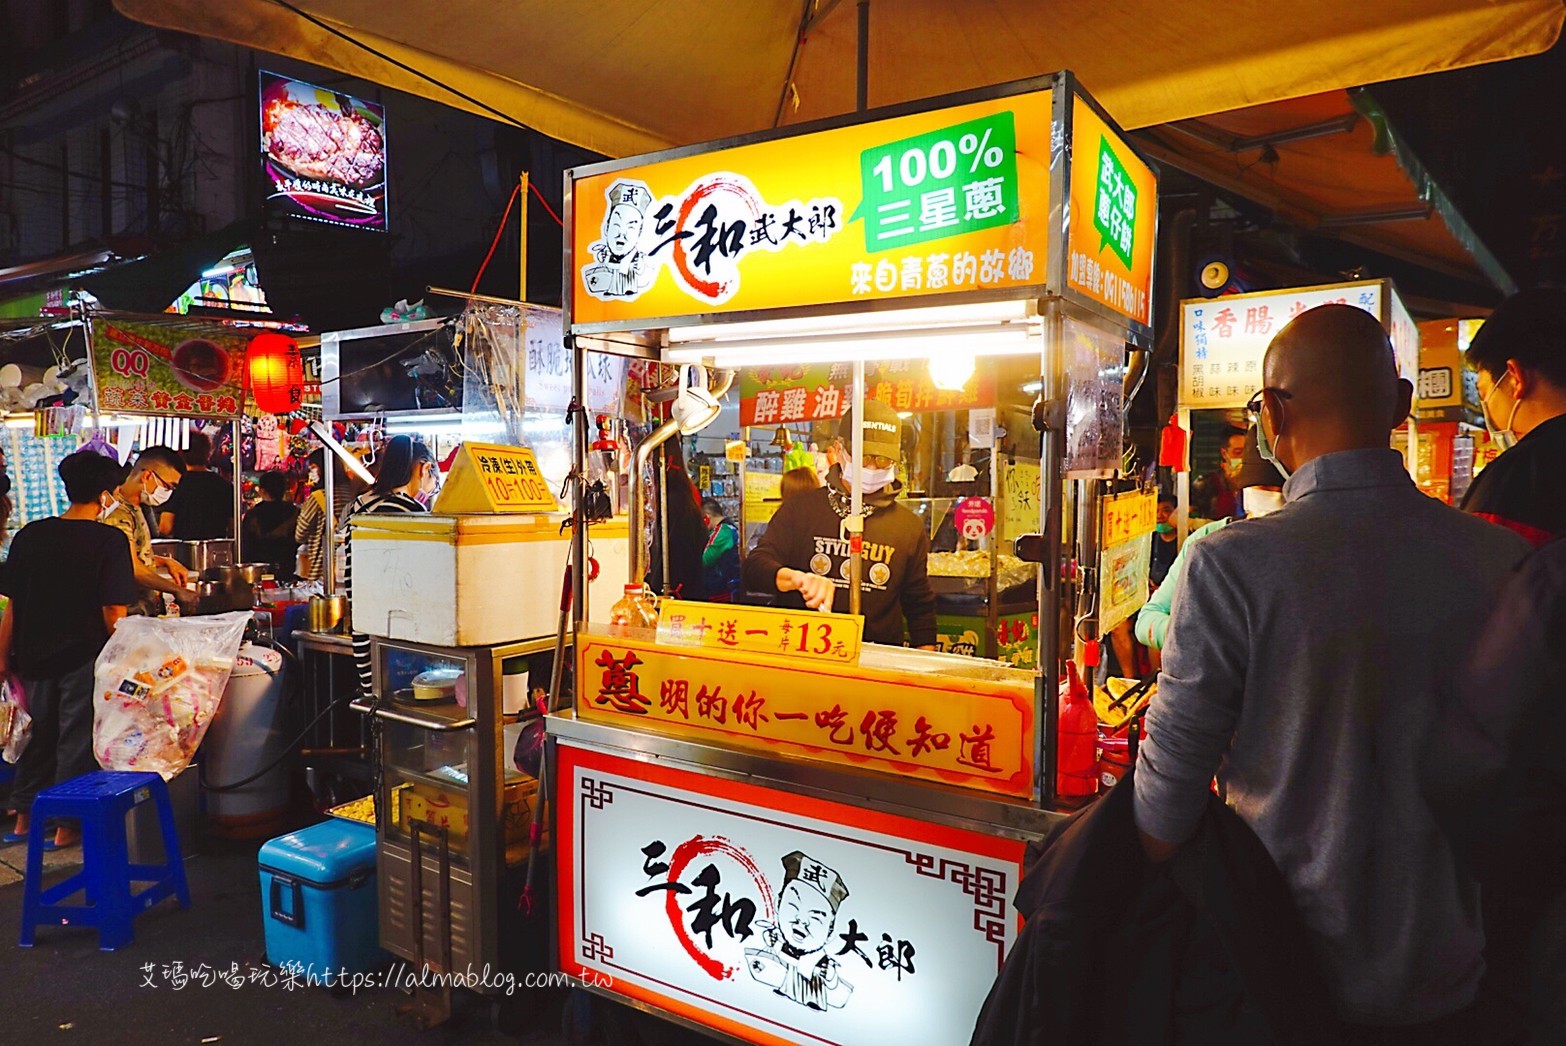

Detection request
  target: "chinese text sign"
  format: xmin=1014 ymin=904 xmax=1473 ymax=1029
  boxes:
xmin=570 ymin=91 xmax=1052 ymax=329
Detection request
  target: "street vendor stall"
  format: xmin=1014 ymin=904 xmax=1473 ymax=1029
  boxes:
xmin=325 ymin=297 xmax=635 ymax=1024
xmin=1404 ymin=318 xmax=1487 ymax=504
xmin=1175 ymin=279 xmax=1421 ymax=533
xmin=550 ymin=72 xmax=1158 ymax=1045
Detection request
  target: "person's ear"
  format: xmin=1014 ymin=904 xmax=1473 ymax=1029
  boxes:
xmin=1393 ymin=377 xmax=1414 ymax=426
xmin=1506 ymin=358 xmax=1530 ymax=399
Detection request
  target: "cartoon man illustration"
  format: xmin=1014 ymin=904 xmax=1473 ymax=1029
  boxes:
xmin=582 ymin=178 xmax=656 ymax=300
xmin=746 ymin=851 xmax=853 ymax=1011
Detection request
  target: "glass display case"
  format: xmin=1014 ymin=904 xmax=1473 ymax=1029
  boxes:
xmin=363 ymin=634 xmax=555 ymax=999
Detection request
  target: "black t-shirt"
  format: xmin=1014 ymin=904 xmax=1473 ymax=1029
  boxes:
xmin=0 ymin=518 xmax=138 ymax=679
xmin=1149 ymin=532 xmax=1179 ymax=587
xmin=163 ymin=469 xmax=235 ymax=539
xmin=242 ymin=501 xmax=300 ymax=576
xmin=741 ymin=469 xmax=936 ymax=647
xmin=1460 ymin=413 xmax=1566 ymax=548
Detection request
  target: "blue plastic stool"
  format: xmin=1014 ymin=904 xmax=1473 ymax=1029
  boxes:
xmin=19 ymin=770 xmax=191 ymax=950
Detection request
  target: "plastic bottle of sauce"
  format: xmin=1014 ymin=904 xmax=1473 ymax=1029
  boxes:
xmin=1057 ymin=660 xmax=1100 ymax=797
xmin=608 ymin=584 xmax=658 ymax=634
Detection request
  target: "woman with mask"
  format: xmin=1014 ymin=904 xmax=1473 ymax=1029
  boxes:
xmin=742 ymin=399 xmax=935 ymax=649
xmin=343 ymin=436 xmax=436 ymax=700
xmin=1135 ymin=426 xmax=1284 ymax=653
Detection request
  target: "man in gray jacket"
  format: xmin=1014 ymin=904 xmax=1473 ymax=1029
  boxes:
xmin=1134 ymin=305 xmax=1530 ymax=1042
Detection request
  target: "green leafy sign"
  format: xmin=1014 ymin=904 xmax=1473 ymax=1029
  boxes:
xmin=1093 ymin=135 xmax=1136 ymax=268
xmin=854 ymin=111 xmax=1019 ymax=252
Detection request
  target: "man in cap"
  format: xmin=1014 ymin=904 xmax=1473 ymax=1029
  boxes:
xmin=1134 ymin=305 xmax=1530 ymax=1042
xmin=1460 ymin=286 xmax=1566 ymax=546
xmin=745 ymin=851 xmax=854 ymax=1011
xmin=743 ymin=398 xmax=936 ymax=648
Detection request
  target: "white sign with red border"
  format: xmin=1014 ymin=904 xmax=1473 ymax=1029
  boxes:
xmin=556 ymin=739 xmax=1024 ymax=1046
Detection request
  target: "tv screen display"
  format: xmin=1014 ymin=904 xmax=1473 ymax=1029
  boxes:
xmin=260 ymin=71 xmax=388 ymax=231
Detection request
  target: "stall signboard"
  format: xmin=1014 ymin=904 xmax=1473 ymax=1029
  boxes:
xmin=259 ymin=71 xmax=388 ymax=231
xmin=577 ymin=631 xmax=1035 ymax=798
xmin=739 ymin=359 xmax=996 ymax=426
xmin=89 ymin=317 xmax=245 ymax=418
xmin=556 ymin=739 xmax=1025 ymax=1046
xmin=431 ymin=441 xmax=558 ymax=513
xmin=656 ymin=600 xmax=863 ymax=665
xmin=521 ymin=308 xmax=627 ymax=413
xmin=569 ymin=88 xmax=1054 ymax=330
xmin=1065 ymin=97 xmax=1158 ymax=328
xmin=1101 ymin=489 xmax=1157 ymax=547
xmin=1179 ymin=280 xmax=1415 ymax=410
xmin=1099 ymin=490 xmax=1157 ymax=632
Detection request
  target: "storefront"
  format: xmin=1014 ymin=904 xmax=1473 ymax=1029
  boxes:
xmin=1175 ymin=279 xmax=1421 ymax=532
xmin=550 ymin=71 xmax=1158 ymax=1044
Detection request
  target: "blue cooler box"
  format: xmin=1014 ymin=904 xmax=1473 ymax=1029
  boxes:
xmin=258 ymin=819 xmax=387 ymax=975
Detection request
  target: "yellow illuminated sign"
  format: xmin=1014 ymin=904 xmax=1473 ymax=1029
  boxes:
xmin=578 ymin=632 xmax=1034 ymax=798
xmin=655 ymin=599 xmax=863 ymax=664
xmin=432 ymin=441 xmax=558 ymax=514
xmin=1101 ymin=489 xmax=1157 ymax=547
xmin=570 ymin=90 xmax=1053 ymax=329
xmin=1066 ymin=98 xmax=1158 ymax=328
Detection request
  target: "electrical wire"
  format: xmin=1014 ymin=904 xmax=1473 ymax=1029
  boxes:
xmin=528 ymin=180 xmax=563 ymax=227
xmin=268 ymin=0 xmax=531 ymax=132
xmin=470 ymin=182 xmax=521 ymax=293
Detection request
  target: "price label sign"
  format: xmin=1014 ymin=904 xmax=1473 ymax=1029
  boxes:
xmin=432 ymin=441 xmax=559 ymax=514
xmin=1101 ymin=489 xmax=1157 ymax=547
xmin=655 ymin=599 xmax=863 ymax=665
xmin=856 ymin=111 xmax=1019 ymax=252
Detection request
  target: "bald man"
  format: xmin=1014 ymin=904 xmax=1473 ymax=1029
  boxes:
xmin=1134 ymin=305 xmax=1530 ymax=1042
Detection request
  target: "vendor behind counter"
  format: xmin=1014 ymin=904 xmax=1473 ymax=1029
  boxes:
xmin=743 ymin=400 xmax=936 ymax=648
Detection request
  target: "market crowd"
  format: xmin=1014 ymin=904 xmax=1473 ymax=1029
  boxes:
xmin=976 ymin=289 xmax=1566 ymax=1046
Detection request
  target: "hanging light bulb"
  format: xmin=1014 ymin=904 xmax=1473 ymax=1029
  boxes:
xmin=928 ymin=351 xmax=976 ymax=392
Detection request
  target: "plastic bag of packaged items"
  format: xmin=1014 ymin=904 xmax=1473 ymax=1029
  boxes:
xmin=92 ymin=612 xmax=252 ymax=780
xmin=0 ymin=676 xmax=31 ymax=764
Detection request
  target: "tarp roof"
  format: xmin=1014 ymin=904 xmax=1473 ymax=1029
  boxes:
xmin=1137 ymin=90 xmax=1516 ymax=293
xmin=114 ymin=0 xmax=1564 ymax=158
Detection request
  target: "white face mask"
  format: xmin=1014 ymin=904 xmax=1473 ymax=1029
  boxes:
xmin=97 ymin=495 xmax=118 ymax=521
xmin=1242 ymin=487 xmax=1286 ymax=518
xmin=841 ymin=453 xmax=895 ymax=494
xmin=1481 ymin=373 xmax=1521 ymax=452
xmin=144 ymin=472 xmax=174 ymax=507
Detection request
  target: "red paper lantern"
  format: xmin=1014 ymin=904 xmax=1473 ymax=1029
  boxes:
xmin=247 ymin=332 xmax=303 ymax=416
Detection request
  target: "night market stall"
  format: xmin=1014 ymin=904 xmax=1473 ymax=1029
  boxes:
xmin=548 ymin=72 xmax=1158 ymax=1045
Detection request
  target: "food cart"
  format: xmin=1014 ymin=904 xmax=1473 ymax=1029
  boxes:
xmin=550 ymin=71 xmax=1158 ymax=1044
xmin=325 ymin=299 xmax=635 ymax=1024
xmin=1175 ymin=279 xmax=1421 ymax=532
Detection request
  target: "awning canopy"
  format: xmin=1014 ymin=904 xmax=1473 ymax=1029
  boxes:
xmin=113 ymin=0 xmax=1564 ymax=158
xmin=1136 ymin=90 xmax=1515 ymax=294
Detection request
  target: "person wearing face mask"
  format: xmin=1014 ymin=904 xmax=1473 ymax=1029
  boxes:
xmin=101 ymin=446 xmax=192 ymax=615
xmin=1134 ymin=428 xmax=1284 ymax=653
xmin=343 ymin=436 xmax=435 ymax=700
xmin=0 ymin=451 xmax=137 ymax=849
xmin=1190 ymin=426 xmax=1247 ymax=521
xmin=1459 ymin=287 xmax=1566 ymax=548
xmin=743 ymin=399 xmax=936 ymax=649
